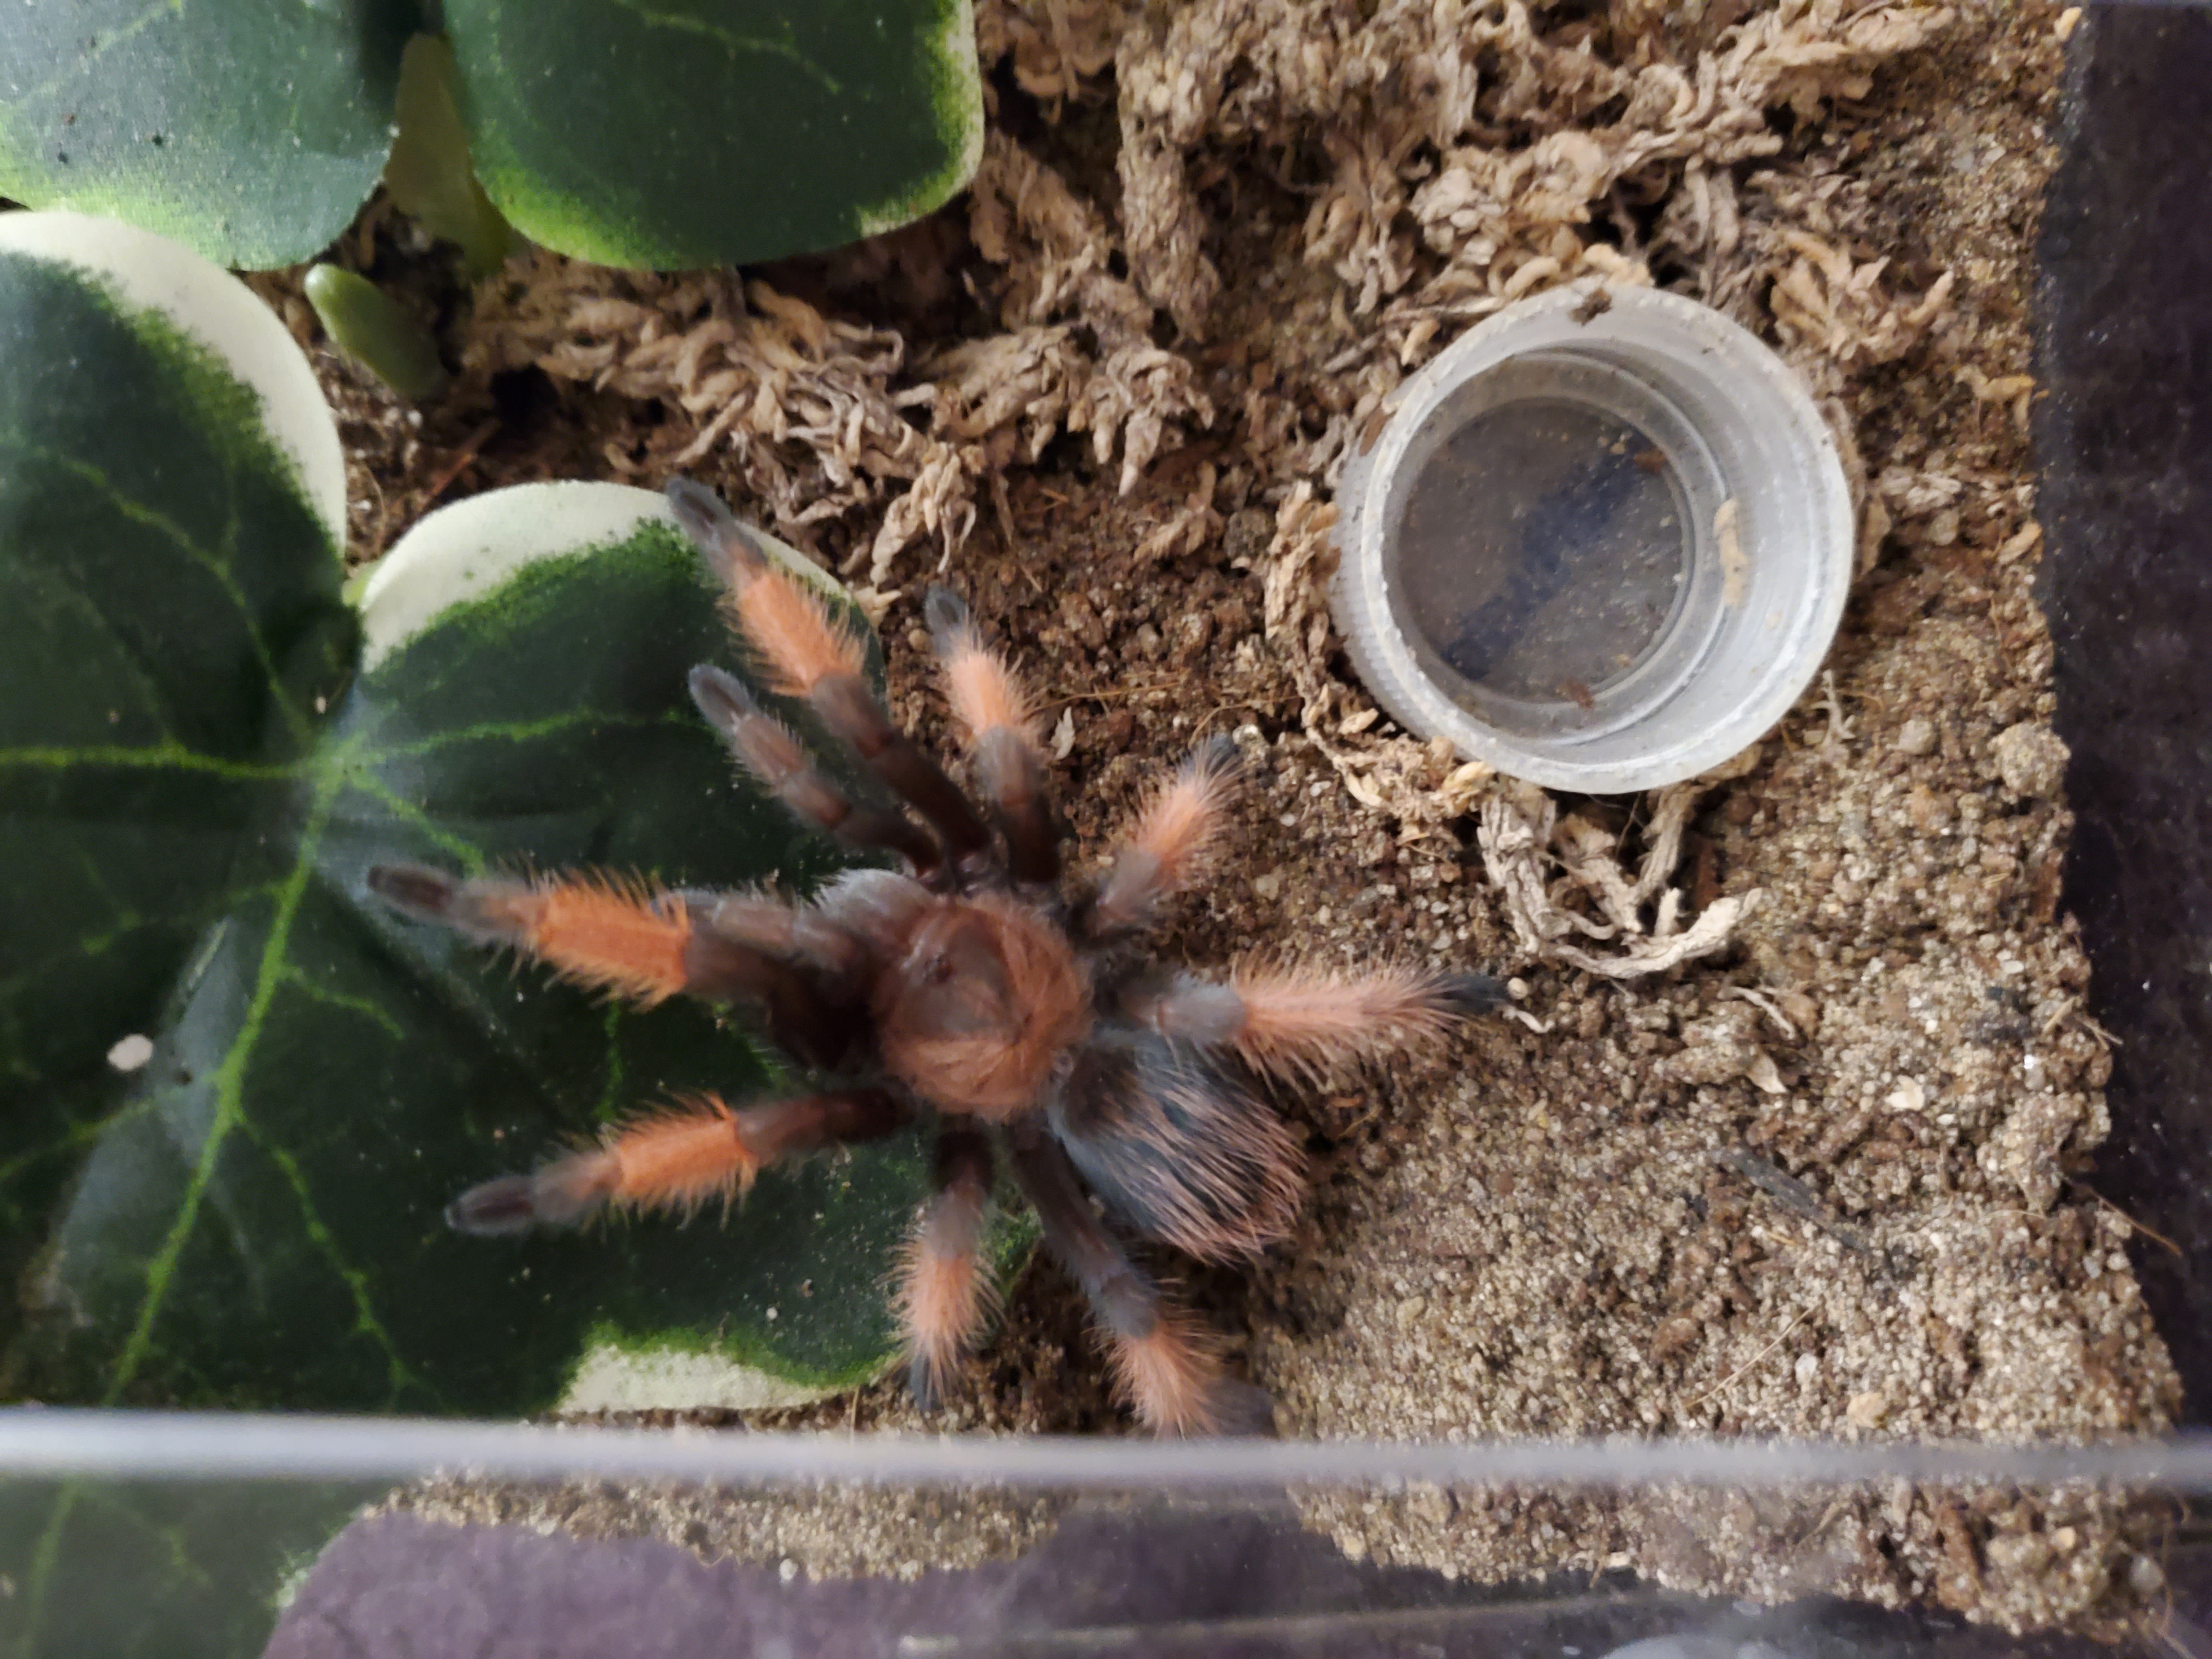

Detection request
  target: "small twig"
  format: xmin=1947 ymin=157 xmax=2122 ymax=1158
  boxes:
xmin=421 ymin=418 xmax=500 ymax=508
xmin=1716 ymin=1148 xmax=1872 ymax=1255
xmin=1815 ymin=670 xmax=1854 ymax=749
xmin=1040 ymin=680 xmax=1187 ymax=712
xmin=2067 ymin=1178 xmax=2183 ymax=1257
xmin=1722 ymin=985 xmax=1800 ymax=1041
xmin=1686 ymin=1305 xmax=1813 ymax=1409
xmin=2042 ymin=997 xmax=2123 ymax=1047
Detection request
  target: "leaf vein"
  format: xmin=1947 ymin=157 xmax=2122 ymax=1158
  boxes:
xmin=238 ymin=1116 xmax=444 ymax=1411
xmin=100 ymin=773 xmax=343 ymax=1402
xmin=276 ymin=965 xmax=404 ymax=1041
xmin=598 ymin=0 xmax=841 ymax=94
xmin=13 ymin=0 xmax=184 ymax=108
xmin=369 ymin=707 xmax=691 ymax=760
xmin=0 ymin=743 xmax=301 ymax=781
xmin=8 ymin=442 xmax=318 ymax=748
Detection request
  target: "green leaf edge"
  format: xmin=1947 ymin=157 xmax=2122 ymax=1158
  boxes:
xmin=0 ymin=212 xmax=348 ymax=548
xmin=854 ymin=0 xmax=988 ymax=240
xmin=458 ymin=0 xmax=986 ymax=268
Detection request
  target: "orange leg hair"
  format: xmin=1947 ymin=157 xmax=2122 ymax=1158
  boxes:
xmin=1084 ymin=736 xmax=1241 ymax=940
xmin=447 ymin=1088 xmax=909 ymax=1235
xmin=895 ymin=1128 xmax=998 ymax=1410
xmin=690 ymin=664 xmax=944 ymax=878
xmin=1125 ymin=964 xmax=1504 ymax=1084
xmin=365 ymin=864 xmax=858 ymax=1068
xmin=926 ymin=587 xmax=1059 ymax=885
xmin=1006 ymin=1123 xmax=1272 ymax=1437
xmin=667 ymin=480 xmax=990 ymax=876
xmin=664 ymin=480 xmax=864 ymax=700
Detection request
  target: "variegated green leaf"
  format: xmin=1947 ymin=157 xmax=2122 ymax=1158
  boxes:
xmin=444 ymin=0 xmax=985 ymax=267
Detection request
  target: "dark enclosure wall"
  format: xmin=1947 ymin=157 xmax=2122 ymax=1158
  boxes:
xmin=2035 ymin=2 xmax=2212 ymax=1421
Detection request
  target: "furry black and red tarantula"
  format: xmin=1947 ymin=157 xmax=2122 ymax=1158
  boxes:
xmin=368 ymin=479 xmax=1498 ymax=1435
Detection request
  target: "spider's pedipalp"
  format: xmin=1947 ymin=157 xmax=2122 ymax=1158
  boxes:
xmin=1051 ymin=1032 xmax=1305 ymax=1262
xmin=697 ymin=888 xmax=872 ymax=994
xmin=806 ymin=672 xmax=994 ymax=877
xmin=927 ymin=585 xmax=1060 ymax=885
xmin=678 ymin=921 xmax=856 ymax=1070
xmin=896 ymin=1127 xmax=998 ymax=1413
xmin=668 ymin=479 xmax=865 ymax=699
xmin=669 ymin=481 xmax=993 ymax=876
xmin=1084 ymin=736 xmax=1241 ymax=939
xmin=690 ymin=665 xmax=945 ymax=878
xmin=1007 ymin=1124 xmax=1273 ymax=1437
xmin=449 ymin=1088 xmax=910 ymax=1236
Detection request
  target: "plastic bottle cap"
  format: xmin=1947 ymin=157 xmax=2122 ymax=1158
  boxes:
xmin=1331 ymin=280 xmax=1854 ymax=794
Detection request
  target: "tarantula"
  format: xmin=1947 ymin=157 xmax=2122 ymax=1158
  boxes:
xmin=368 ymin=479 xmax=1498 ymax=1435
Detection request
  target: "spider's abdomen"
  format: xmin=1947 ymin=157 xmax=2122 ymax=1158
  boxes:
xmin=875 ymin=895 xmax=1090 ymax=1119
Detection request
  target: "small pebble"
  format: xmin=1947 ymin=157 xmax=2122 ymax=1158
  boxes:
xmin=1991 ymin=721 xmax=2069 ymax=798
xmin=106 ymin=1034 xmax=154 ymax=1072
xmin=1846 ymin=1390 xmax=1889 ymax=1429
xmin=1895 ymin=717 xmax=1937 ymax=756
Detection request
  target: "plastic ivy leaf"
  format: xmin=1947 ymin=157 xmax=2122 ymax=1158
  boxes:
xmin=0 ymin=211 xmax=940 ymax=1419
xmin=0 ymin=0 xmax=984 ymax=274
xmin=0 ymin=0 xmax=415 ymax=270
xmin=430 ymin=0 xmax=987 ymax=268
xmin=382 ymin=35 xmax=514 ymax=284
xmin=0 ymin=1476 xmax=384 ymax=1659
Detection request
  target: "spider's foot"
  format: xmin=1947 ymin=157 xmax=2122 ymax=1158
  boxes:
xmin=1440 ymin=972 xmax=1508 ymax=1016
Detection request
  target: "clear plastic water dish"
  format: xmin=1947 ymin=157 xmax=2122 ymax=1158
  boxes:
xmin=1331 ymin=279 xmax=1856 ymax=794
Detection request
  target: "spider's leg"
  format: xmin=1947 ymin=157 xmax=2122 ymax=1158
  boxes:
xmin=366 ymin=864 xmax=853 ymax=1067
xmin=896 ymin=1126 xmax=998 ymax=1412
xmin=668 ymin=479 xmax=991 ymax=875
xmin=448 ymin=1087 xmax=909 ymax=1235
xmin=1007 ymin=1121 xmax=1273 ymax=1437
xmin=926 ymin=588 xmax=1060 ymax=885
xmin=1079 ymin=736 xmax=1239 ymax=941
xmin=1122 ymin=964 xmax=1504 ymax=1085
xmin=1050 ymin=1031 xmax=1304 ymax=1262
xmin=691 ymin=665 xmax=945 ymax=879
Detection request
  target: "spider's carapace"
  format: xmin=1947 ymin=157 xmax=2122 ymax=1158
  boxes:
xmin=369 ymin=479 xmax=1498 ymax=1435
